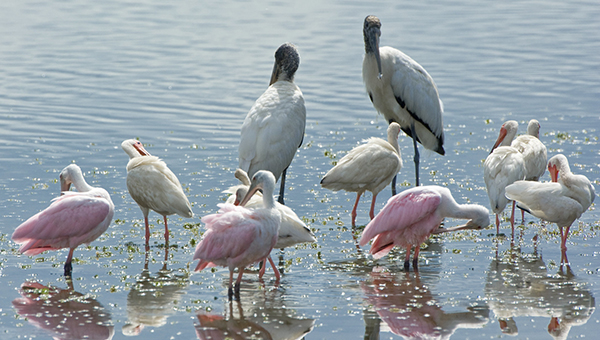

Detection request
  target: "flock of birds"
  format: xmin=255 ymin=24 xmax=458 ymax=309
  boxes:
xmin=11 ymin=15 xmax=596 ymax=301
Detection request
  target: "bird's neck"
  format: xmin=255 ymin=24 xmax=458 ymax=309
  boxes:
xmin=262 ymin=194 xmax=276 ymax=210
xmin=72 ymin=178 xmax=95 ymax=193
xmin=450 ymin=204 xmax=487 ymax=221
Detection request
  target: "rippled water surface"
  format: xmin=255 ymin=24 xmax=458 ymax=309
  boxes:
xmin=1 ymin=1 xmax=599 ymax=339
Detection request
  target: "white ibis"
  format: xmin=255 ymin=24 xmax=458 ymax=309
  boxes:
xmin=320 ymin=122 xmax=402 ymax=226
xmin=505 ymin=154 xmax=595 ymax=263
xmin=121 ymin=139 xmax=193 ymax=248
xmin=484 ymin=120 xmax=526 ymax=234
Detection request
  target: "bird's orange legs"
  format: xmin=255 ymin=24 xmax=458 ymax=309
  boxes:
xmin=351 ymin=193 xmax=363 ymax=226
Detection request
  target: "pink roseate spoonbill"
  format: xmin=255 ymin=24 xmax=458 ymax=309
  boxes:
xmin=194 ymin=170 xmax=281 ymax=300
xmin=12 ymin=164 xmax=114 ymax=276
xmin=505 ymin=154 xmax=595 ymax=263
xmin=511 ymin=119 xmax=547 ymax=221
xmin=239 ymin=43 xmax=306 ymax=205
xmin=362 ymin=15 xmax=444 ymax=190
xmin=226 ymin=169 xmax=315 ymax=250
xmin=484 ymin=120 xmax=526 ymax=235
xmin=320 ymin=122 xmax=402 ymax=226
xmin=359 ymin=185 xmax=489 ymax=270
xmin=121 ymin=139 xmax=193 ymax=248
xmin=227 ymin=170 xmax=316 ymax=278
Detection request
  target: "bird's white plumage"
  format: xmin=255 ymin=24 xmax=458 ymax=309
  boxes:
xmin=321 ymin=123 xmax=402 ymax=196
xmin=505 ymin=181 xmax=583 ymax=228
xmin=484 ymin=146 xmax=526 ymax=214
xmin=321 ymin=122 xmax=402 ymax=225
xmin=511 ymin=119 xmax=547 ymax=181
xmin=225 ymin=169 xmax=315 ymax=249
xmin=239 ymin=73 xmax=305 ymax=182
xmin=125 ymin=155 xmax=193 ymax=218
xmin=363 ymin=46 xmax=444 ymax=152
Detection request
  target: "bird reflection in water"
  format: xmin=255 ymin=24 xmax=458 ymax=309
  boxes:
xmin=122 ymin=247 xmax=188 ymax=336
xmin=361 ymin=267 xmax=489 ymax=339
xmin=12 ymin=279 xmax=114 ymax=340
xmin=485 ymin=240 xmax=595 ymax=339
xmin=194 ymin=286 xmax=314 ymax=340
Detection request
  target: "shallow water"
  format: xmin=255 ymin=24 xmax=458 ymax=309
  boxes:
xmin=0 ymin=0 xmax=599 ymax=339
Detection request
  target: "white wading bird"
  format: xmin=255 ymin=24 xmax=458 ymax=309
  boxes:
xmin=239 ymin=43 xmax=306 ymax=205
xmin=510 ymin=119 xmax=547 ymax=222
xmin=484 ymin=120 xmax=526 ymax=234
xmin=121 ymin=139 xmax=193 ymax=249
xmin=362 ymin=15 xmax=444 ymax=191
xmin=505 ymin=154 xmax=595 ymax=263
xmin=320 ymin=122 xmax=402 ymax=226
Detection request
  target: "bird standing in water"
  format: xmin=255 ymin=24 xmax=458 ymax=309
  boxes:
xmin=239 ymin=43 xmax=306 ymax=205
xmin=194 ymin=170 xmax=281 ymax=300
xmin=320 ymin=122 xmax=402 ymax=226
xmin=362 ymin=15 xmax=445 ymax=190
xmin=121 ymin=139 xmax=193 ymax=249
xmin=359 ymin=185 xmax=489 ymax=271
xmin=12 ymin=164 xmax=114 ymax=276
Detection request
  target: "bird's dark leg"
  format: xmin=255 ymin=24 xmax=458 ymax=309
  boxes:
xmin=278 ymin=168 xmax=287 ymax=205
xmin=391 ymin=175 xmax=397 ymax=196
xmin=404 ymin=246 xmax=411 ymax=271
xmin=410 ymin=122 xmax=420 ymax=186
xmin=413 ymin=245 xmax=420 ymax=271
xmin=234 ymin=268 xmax=244 ymax=301
xmin=64 ymin=262 xmax=73 ymax=277
xmin=64 ymin=248 xmax=75 ymax=277
xmin=228 ymin=271 xmax=234 ymax=301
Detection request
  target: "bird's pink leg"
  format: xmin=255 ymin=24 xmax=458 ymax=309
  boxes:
xmin=163 ymin=215 xmax=169 ymax=244
xmin=404 ymin=247 xmax=412 ymax=271
xmin=495 ymin=214 xmax=500 ymax=235
xmin=351 ymin=193 xmax=362 ymax=226
xmin=267 ymin=256 xmax=281 ymax=282
xmin=64 ymin=248 xmax=75 ymax=277
xmin=259 ymin=259 xmax=267 ymax=279
xmin=560 ymin=225 xmax=570 ymax=252
xmin=369 ymin=194 xmax=378 ymax=220
xmin=144 ymin=216 xmax=151 ymax=250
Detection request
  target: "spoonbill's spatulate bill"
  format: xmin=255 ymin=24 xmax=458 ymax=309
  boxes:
xmin=239 ymin=43 xmax=306 ymax=205
xmin=321 ymin=122 xmax=402 ymax=226
xmin=359 ymin=185 xmax=489 ymax=271
xmin=121 ymin=139 xmax=193 ymax=249
xmin=362 ymin=15 xmax=444 ymax=189
xmin=12 ymin=164 xmax=115 ymax=276
xmin=194 ymin=170 xmax=281 ymax=300
xmin=484 ymin=120 xmax=526 ymax=234
xmin=505 ymin=154 xmax=595 ymax=263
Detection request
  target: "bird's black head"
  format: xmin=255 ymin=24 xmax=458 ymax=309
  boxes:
xmin=271 ymin=42 xmax=300 ymax=85
xmin=363 ymin=15 xmax=381 ymax=53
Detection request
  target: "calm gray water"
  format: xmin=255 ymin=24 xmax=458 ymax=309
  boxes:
xmin=1 ymin=0 xmax=599 ymax=339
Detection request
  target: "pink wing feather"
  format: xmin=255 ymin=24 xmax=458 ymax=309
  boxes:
xmin=12 ymin=192 xmax=112 ymax=255
xmin=194 ymin=204 xmax=263 ymax=270
xmin=359 ymin=187 xmax=442 ymax=246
